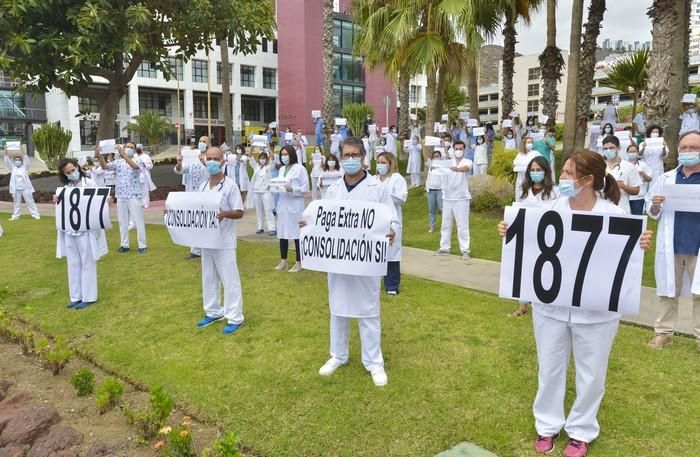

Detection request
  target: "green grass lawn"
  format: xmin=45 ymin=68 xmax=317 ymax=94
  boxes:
xmin=0 ymin=218 xmax=697 ymax=456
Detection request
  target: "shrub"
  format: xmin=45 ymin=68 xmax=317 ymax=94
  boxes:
xmin=43 ymin=336 xmax=73 ymax=376
xmin=33 ymin=123 xmax=72 ymax=170
xmin=342 ymin=103 xmax=374 ymax=138
xmin=488 ymin=147 xmax=518 ymax=185
xmin=96 ymin=377 xmax=124 ymax=414
xmin=161 ymin=422 xmax=196 ymax=457
xmin=70 ymin=368 xmax=96 ymax=396
xmin=470 ymin=174 xmax=515 ymax=212
xmin=123 ymin=385 xmax=174 ymax=442
xmin=203 ymin=432 xmax=240 ymax=457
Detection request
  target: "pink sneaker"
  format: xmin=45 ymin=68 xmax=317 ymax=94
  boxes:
xmin=563 ymin=439 xmax=589 ymax=457
xmin=534 ymin=434 xmax=557 ymax=454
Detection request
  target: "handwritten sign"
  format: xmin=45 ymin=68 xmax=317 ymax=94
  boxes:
xmin=164 ymin=192 xmax=225 ymax=249
xmin=98 ymin=139 xmax=115 ymax=155
xmin=661 ymin=184 xmax=700 ymax=213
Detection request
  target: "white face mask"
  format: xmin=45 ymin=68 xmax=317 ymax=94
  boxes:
xmin=525 ymin=143 xmax=533 ymax=151
xmin=650 ymin=132 xmax=660 ymax=138
xmin=454 ymin=149 xmax=465 ymax=158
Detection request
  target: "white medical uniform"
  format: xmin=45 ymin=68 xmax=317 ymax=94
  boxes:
xmin=324 ymin=172 xmax=399 ymax=371
xmin=276 ymin=163 xmax=309 ymax=240
xmin=318 ymin=169 xmax=344 ymax=199
xmin=532 ymin=196 xmax=624 ymax=444
xmin=310 ymin=152 xmax=325 ymax=200
xmin=473 ymin=143 xmax=488 ymax=175
xmin=512 ymin=150 xmax=541 ymax=199
xmin=225 ymin=154 xmax=251 ymax=198
xmin=639 ymin=139 xmax=668 ymax=179
xmin=404 ymin=142 xmax=423 ymax=187
xmin=107 ymin=158 xmax=146 ymax=249
xmin=679 ymin=110 xmax=700 ymax=136
xmin=4 ymin=154 xmax=39 ymax=219
xmin=55 ymin=177 xmax=108 ymax=303
xmin=384 ymin=132 xmax=398 ymax=155
xmin=136 ymin=152 xmax=156 ymax=208
xmin=175 ymin=160 xmax=208 ymax=256
xmin=629 ymin=160 xmax=653 ymax=205
xmin=248 ymin=160 xmax=276 ymax=232
xmin=439 ymin=158 xmax=473 ymax=254
xmin=89 ymin=166 xmax=106 ymax=187
xmin=198 ymin=177 xmax=245 ymax=324
xmin=504 ymin=137 xmax=517 ymax=150
xmin=330 ymin=133 xmax=341 ymax=155
xmin=380 ymin=173 xmax=408 ymax=262
xmin=606 ymin=159 xmax=642 ymax=214
xmin=516 ymin=186 xmax=560 ymax=204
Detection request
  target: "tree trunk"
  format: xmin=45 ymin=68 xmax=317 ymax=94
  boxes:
xmin=321 ymin=0 xmax=335 ymax=151
xmin=96 ymin=88 xmax=124 ymax=142
xmin=574 ymin=0 xmax=606 ymax=151
xmin=398 ymin=70 xmax=411 ymax=141
xmin=425 ymin=70 xmax=437 ymax=133
xmin=539 ymin=0 xmax=564 ymax=129
xmin=644 ymin=0 xmax=676 ymax=130
xmin=435 ymin=66 xmax=447 ymax=122
xmin=563 ymin=0 xmax=584 ymax=156
xmin=501 ymin=9 xmax=516 ymax=120
xmin=220 ymin=37 xmax=233 ymax=147
xmin=467 ymin=56 xmax=480 ymax=122
xmin=666 ymin=0 xmax=690 ymax=163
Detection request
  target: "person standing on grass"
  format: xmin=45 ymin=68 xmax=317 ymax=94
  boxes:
xmin=135 ymin=144 xmax=156 ymax=209
xmin=435 ymin=140 xmax=472 ymax=260
xmin=55 ymin=158 xmax=108 ymax=310
xmin=626 ymin=143 xmax=653 ymax=216
xmin=602 ymin=135 xmax=641 ymax=214
xmin=4 ymin=147 xmax=40 ymax=221
xmin=404 ymin=135 xmax=422 ymax=188
xmin=194 ymin=147 xmax=246 ymax=335
xmin=301 ymin=136 xmax=397 ymax=387
xmin=175 ymin=137 xmax=209 ymax=259
xmin=498 ymin=151 xmax=652 ymax=457
xmin=310 ymin=145 xmax=325 ymax=201
xmin=639 ymin=125 xmax=669 ymax=179
xmin=376 ymin=152 xmax=408 ymax=296
xmin=472 ymin=134 xmax=488 ymax=176
xmin=318 ymin=154 xmax=343 ymax=199
xmin=97 ymin=142 xmax=147 ymax=254
xmin=275 ymin=145 xmax=309 ymax=273
xmin=646 ymin=131 xmax=700 ymax=352
xmin=512 ymin=136 xmax=540 ymax=199
xmin=247 ymin=151 xmax=276 ymax=236
xmin=425 ymin=149 xmax=444 ymax=233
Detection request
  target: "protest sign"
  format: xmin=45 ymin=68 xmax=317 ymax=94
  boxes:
xmin=181 ymin=149 xmax=201 ymax=168
xmin=335 ymin=118 xmax=347 ymax=126
xmin=55 ymin=187 xmax=112 ymax=232
xmin=269 ymin=176 xmax=288 ymax=193
xmin=472 ymin=127 xmax=485 ymax=137
xmin=467 ymin=119 xmax=478 ymax=127
xmin=502 ymin=120 xmax=513 ymax=128
xmin=300 ymin=199 xmax=392 ymax=276
xmin=311 ymin=110 xmax=321 ymax=118
xmin=98 ymin=139 xmax=115 ymax=155
xmin=662 ymin=184 xmax=700 ymax=213
xmin=424 ymin=136 xmax=442 ymax=146
xmin=459 ymin=111 xmax=469 ymax=120
xmin=499 ymin=206 xmax=646 ymax=315
xmin=694 ymin=249 xmax=700 ymax=295
xmin=6 ymin=141 xmax=20 ymax=152
xmin=164 ymin=192 xmax=225 ymax=249
xmin=284 ymin=132 xmax=294 ymax=141
xmin=251 ymin=135 xmax=268 ymax=147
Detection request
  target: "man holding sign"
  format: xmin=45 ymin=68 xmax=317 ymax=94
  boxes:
xmin=646 ymin=131 xmax=700 ymax=351
xmin=499 ymin=151 xmax=652 ymax=456
xmin=300 ymin=137 xmax=398 ymax=387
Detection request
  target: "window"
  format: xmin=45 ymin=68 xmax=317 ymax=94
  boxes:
xmin=192 ymin=59 xmax=208 ymax=83
xmin=410 ymin=85 xmax=422 ymax=103
xmin=690 ymin=66 xmax=699 ymax=75
xmin=80 ymin=120 xmax=98 ymax=146
xmin=273 ymin=39 xmax=278 ymax=54
xmin=137 ymin=62 xmax=158 ymax=78
xmin=333 ymin=53 xmax=363 ymax=82
xmin=528 ymin=67 xmax=541 ymax=81
xmin=78 ymin=97 xmax=98 ymax=113
xmin=478 ymin=109 xmax=488 ymax=116
xmin=490 ymin=94 xmax=499 ymax=101
xmin=241 ymin=99 xmax=261 ymax=121
xmin=264 ymin=99 xmax=276 ymax=123
xmin=193 ymin=95 xmax=219 ymax=119
xmin=139 ymin=92 xmax=172 ymax=117
xmin=240 ymin=65 xmax=255 ymax=87
xmin=333 ymin=19 xmax=358 ymax=50
xmin=261 ymin=37 xmax=268 ymax=53
xmin=333 ymin=20 xmax=341 ymax=47
xmin=333 ymin=84 xmax=364 ymax=114
xmin=528 ymin=83 xmax=540 ymax=97
xmin=478 ymin=95 xmax=489 ymax=102
xmin=263 ymin=68 xmax=276 ymax=89
xmin=166 ymin=57 xmax=183 ymax=81
xmin=527 ymin=100 xmax=539 ymax=114
xmin=216 ymin=62 xmax=233 ymax=85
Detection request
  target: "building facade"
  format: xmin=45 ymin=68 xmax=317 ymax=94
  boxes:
xmin=0 ymin=71 xmax=47 ymax=156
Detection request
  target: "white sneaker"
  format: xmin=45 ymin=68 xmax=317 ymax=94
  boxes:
xmin=370 ymin=367 xmax=388 ymax=387
xmin=318 ymin=358 xmax=345 ymax=376
xmin=9 ymin=216 xmax=19 ymax=221
xmin=288 ymin=263 xmax=302 ymax=273
xmin=461 ymin=252 xmax=471 ymax=261
xmin=434 ymin=249 xmax=450 ymax=256
xmin=32 ymin=215 xmax=40 ymax=220
xmin=274 ymin=260 xmax=288 ymax=271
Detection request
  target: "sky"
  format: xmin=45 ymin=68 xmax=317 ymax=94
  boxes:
xmin=489 ymin=0 xmax=654 ymax=55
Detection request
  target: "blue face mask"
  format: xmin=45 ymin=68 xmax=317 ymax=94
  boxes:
xmin=281 ymin=155 xmax=290 ymax=165
xmin=341 ymin=158 xmax=362 ymax=175
xmin=14 ymin=159 xmax=22 ymax=167
xmin=678 ymin=151 xmax=700 ymax=167
xmin=529 ymin=171 xmax=545 ymax=183
xmin=559 ymin=178 xmax=582 ymax=197
xmin=376 ymin=163 xmax=389 ymax=175
xmin=66 ymin=170 xmax=81 ymax=182
xmin=125 ymin=148 xmax=135 ymax=157
xmin=206 ymin=160 xmax=222 ymax=175
xmin=603 ymin=148 xmax=617 ymax=160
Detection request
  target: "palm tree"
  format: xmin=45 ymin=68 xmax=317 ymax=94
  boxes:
xmin=124 ymin=111 xmax=175 ymax=152
xmin=322 ymin=0 xmax=335 ymax=150
xmin=562 ymin=0 xmax=583 ymax=155
xmin=220 ymin=36 xmax=233 ymax=147
xmin=443 ymin=81 xmax=468 ymax=121
xmin=574 ymin=0 xmax=606 ymax=151
xmin=538 ymin=0 xmax=565 ymax=128
xmin=599 ymin=50 xmax=649 ymax=121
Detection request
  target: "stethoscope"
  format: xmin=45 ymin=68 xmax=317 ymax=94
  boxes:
xmin=203 ymin=176 xmax=226 ymax=192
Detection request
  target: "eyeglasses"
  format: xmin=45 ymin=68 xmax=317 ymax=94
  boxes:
xmin=340 ymin=153 xmax=363 ymax=160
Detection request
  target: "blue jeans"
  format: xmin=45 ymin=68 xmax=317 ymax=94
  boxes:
xmin=427 ymin=189 xmax=443 ymax=229
xmin=316 ymin=133 xmax=323 ymax=147
xmin=629 ymin=199 xmax=645 ymax=215
xmin=384 ymin=261 xmax=401 ymax=293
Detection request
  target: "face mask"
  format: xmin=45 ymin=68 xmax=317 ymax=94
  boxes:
xmin=432 ymin=156 xmax=441 ymax=161
xmin=412 ymin=139 xmax=418 ymax=145
xmin=14 ymin=159 xmax=22 ymax=167
xmin=678 ymin=151 xmax=700 ymax=167
xmin=688 ymin=108 xmax=697 ymax=115
xmin=327 ymin=160 xmax=336 ymax=168
xmin=341 ymin=158 xmax=362 ymax=175
xmin=477 ymin=138 xmax=484 ymax=144
xmin=198 ymin=142 xmax=207 ymax=152
xmin=259 ymin=159 xmax=267 ymax=165
xmin=628 ymin=152 xmax=639 ymax=161
xmin=604 ymin=128 xmax=612 ymax=134
xmin=206 ymin=160 xmax=222 ymax=175
xmin=454 ymin=149 xmax=465 ymax=158
xmin=125 ymin=148 xmax=135 ymax=157
xmin=376 ymin=163 xmax=389 ymax=175
xmin=281 ymin=155 xmax=290 ymax=165
xmin=529 ymin=171 xmax=545 ymax=183
xmin=66 ymin=170 xmax=80 ymax=181
xmin=506 ymin=135 xmax=513 ymax=139
xmin=559 ymin=178 xmax=583 ymax=197
xmin=525 ymin=143 xmax=533 ymax=151
xmin=603 ymin=148 xmax=618 ymax=160
xmin=650 ymin=132 xmax=660 ymax=138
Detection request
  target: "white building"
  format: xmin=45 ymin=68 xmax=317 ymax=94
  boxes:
xmin=691 ymin=0 xmax=700 ymax=56
xmin=46 ymin=39 xmax=278 ymax=154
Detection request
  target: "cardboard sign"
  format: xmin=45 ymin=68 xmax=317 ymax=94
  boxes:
xmin=181 ymin=149 xmax=201 ymax=168
xmin=55 ymin=187 xmax=112 ymax=232
xmin=502 ymin=120 xmax=513 ymax=128
xmin=467 ymin=119 xmax=479 ymax=127
xmin=6 ymin=141 xmax=20 ymax=152
xmin=269 ymin=122 xmax=277 ymax=129
xmin=441 ymin=114 xmax=449 ymax=122
xmin=284 ymin=132 xmax=294 ymax=141
xmin=98 ymin=139 xmax=116 ymax=155
xmin=335 ymin=117 xmax=347 ymax=126
xmin=251 ymin=135 xmax=268 ymax=147
xmin=164 ymin=192 xmax=226 ymax=249
xmin=472 ymin=127 xmax=485 ymax=137
xmin=269 ymin=176 xmax=288 ymax=193
xmin=311 ymin=110 xmax=322 ymax=118
xmin=661 ymin=184 xmax=700 ymax=213
xmin=459 ymin=112 xmax=470 ymax=120
xmin=682 ymin=94 xmax=697 ymax=104
xmin=381 ymin=126 xmax=389 ymax=134
xmin=424 ymin=136 xmax=442 ymax=147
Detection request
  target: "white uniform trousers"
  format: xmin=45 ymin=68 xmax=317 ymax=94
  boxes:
xmin=473 ymin=163 xmax=488 ymax=175
xmin=141 ymin=182 xmax=151 ymax=208
xmin=311 ymin=177 xmax=320 ymax=200
xmin=65 ymin=234 xmax=97 ymax=303
xmin=439 ymin=199 xmax=470 ymax=254
xmin=201 ymin=248 xmax=244 ymax=324
xmin=253 ymin=192 xmax=276 ymax=232
xmin=410 ymin=173 xmax=421 ymax=187
xmin=117 ymin=198 xmax=146 ymax=249
xmin=12 ymin=190 xmax=40 ymax=218
xmin=533 ymin=311 xmax=619 ymax=443
xmin=329 ymin=314 xmax=384 ymax=371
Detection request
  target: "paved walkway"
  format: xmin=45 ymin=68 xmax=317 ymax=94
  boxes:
xmin=0 ymin=200 xmax=695 ymax=337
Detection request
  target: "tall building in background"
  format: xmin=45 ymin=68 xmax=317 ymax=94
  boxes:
xmin=691 ymin=0 xmax=700 ymax=56
xmin=276 ymin=0 xmax=397 ymax=136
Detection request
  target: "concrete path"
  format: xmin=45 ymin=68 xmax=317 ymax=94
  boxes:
xmin=0 ymin=200 xmax=695 ymax=337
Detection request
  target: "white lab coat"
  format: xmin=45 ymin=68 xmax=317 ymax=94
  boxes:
xmin=276 ymin=163 xmax=309 ymax=239
xmin=679 ymin=111 xmax=700 ymax=136
xmin=225 ymin=155 xmax=250 ymax=193
xmin=380 ymin=173 xmax=408 ymax=262
xmin=606 ymin=159 xmax=642 ymax=214
xmin=4 ymin=154 xmax=34 ymax=194
xmin=330 ymin=134 xmax=341 ymax=154
xmin=384 ymin=132 xmax=398 ymax=154
xmin=136 ymin=153 xmax=156 ymax=191
xmin=645 ymin=168 xmax=693 ymax=297
xmin=405 ymin=142 xmax=422 ymax=175
xmin=89 ymin=166 xmax=106 ymax=187
xmin=175 ymin=162 xmax=208 ymax=193
xmin=325 ymin=173 xmax=399 ymax=318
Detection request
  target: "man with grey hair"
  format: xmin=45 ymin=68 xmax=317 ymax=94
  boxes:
xmin=646 ymin=130 xmax=700 ymax=351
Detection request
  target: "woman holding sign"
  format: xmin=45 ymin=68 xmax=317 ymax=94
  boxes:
xmin=404 ymin=135 xmax=423 ymax=188
xmin=376 ymin=152 xmax=408 ymax=295
xmin=4 ymin=147 xmax=40 ymax=220
xmin=275 ymin=145 xmax=310 ymax=273
xmin=498 ymin=151 xmax=652 ymax=457
xmin=55 ymin=159 xmax=108 ymax=310
xmin=639 ymin=125 xmax=669 ymax=179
